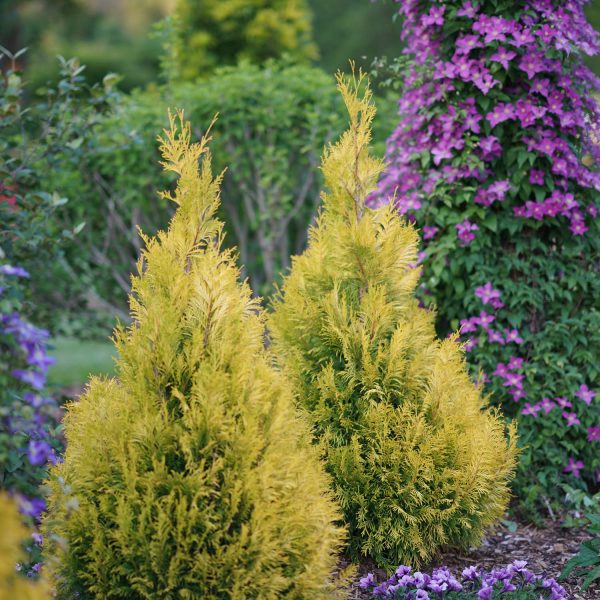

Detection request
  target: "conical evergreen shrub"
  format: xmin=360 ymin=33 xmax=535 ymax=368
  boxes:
xmin=43 ymin=112 xmax=344 ymax=599
xmin=0 ymin=494 xmax=50 ymax=600
xmin=269 ymin=73 xmax=518 ymax=569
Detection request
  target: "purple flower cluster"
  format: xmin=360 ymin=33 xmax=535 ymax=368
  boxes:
xmin=360 ymin=560 xmax=567 ymax=599
xmin=458 ymin=280 xmax=599 ymax=480
xmin=376 ymin=0 xmax=600 ymax=237
xmin=0 ymin=265 xmax=60 ymax=521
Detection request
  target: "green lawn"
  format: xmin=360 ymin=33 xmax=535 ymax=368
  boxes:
xmin=47 ymin=336 xmax=117 ymax=388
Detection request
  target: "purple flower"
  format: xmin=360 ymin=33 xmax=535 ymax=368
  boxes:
xmin=460 ymin=317 xmax=479 ymax=334
xmin=359 ymin=573 xmax=375 ymax=589
xmin=422 ymin=5 xmax=445 ymax=28
xmin=19 ymin=496 xmax=46 ymax=519
xmin=457 ymin=1 xmax=478 ymax=19
xmin=11 ymin=369 xmax=46 ymax=390
xmin=539 ymin=397 xmax=556 ymax=414
xmin=475 ymin=282 xmax=502 ymax=305
xmin=564 ymin=457 xmax=584 ymax=478
xmin=587 ymin=426 xmax=600 ymax=442
xmin=509 ymin=388 xmax=527 ymax=401
xmin=456 ymin=219 xmax=479 ymax=246
xmin=415 ymin=591 xmax=429 ymax=600
xmin=477 ymin=585 xmax=493 ymax=600
xmin=522 ymin=402 xmax=540 ymax=417
xmin=478 ymin=136 xmax=502 ymax=160
xmin=510 ymin=27 xmax=536 ymax=48
xmin=529 ymin=169 xmax=545 ymax=185
xmin=555 ymin=396 xmax=572 ymax=409
xmin=504 ymin=329 xmax=524 ymax=344
xmin=570 ymin=219 xmax=588 ymax=236
xmin=477 ymin=310 xmax=495 ymax=329
xmin=537 ymin=24 xmax=557 ymax=44
xmin=456 ymin=34 xmax=482 ymax=55
xmin=562 ymin=411 xmax=581 ymax=427
xmin=508 ymin=560 xmax=528 ymax=573
xmin=463 ymin=337 xmax=479 ymax=352
xmin=490 ymin=47 xmax=516 ymax=70
xmin=494 ymin=362 xmax=509 ymax=377
xmin=487 ymin=103 xmax=516 ymax=127
xmin=422 ymin=225 xmax=439 ymax=240
xmin=507 ymin=356 xmax=524 ymax=370
xmin=372 ymin=582 xmax=388 ymax=597
xmin=0 ymin=265 xmax=30 ymax=278
xmin=32 ymin=532 xmax=43 ymax=546
xmin=395 ymin=565 xmax=412 ymax=578
xmin=575 ymin=384 xmax=596 ymax=405
xmin=504 ymin=372 xmax=524 ymax=388
xmin=462 ymin=565 xmax=479 ymax=581
xmin=413 ymin=572 xmax=430 ymax=589
xmin=519 ymin=52 xmax=546 ymax=78
xmin=27 ymin=439 xmax=54 ymax=466
xmin=487 ymin=330 xmax=505 ymax=345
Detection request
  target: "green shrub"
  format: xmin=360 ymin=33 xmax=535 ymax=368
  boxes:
xmin=0 ymin=49 xmax=119 ymax=332
xmin=269 ymin=73 xmax=517 ymax=569
xmin=47 ymin=60 xmax=348 ymax=303
xmin=167 ymin=0 xmax=318 ymax=81
xmin=43 ymin=112 xmax=344 ymax=598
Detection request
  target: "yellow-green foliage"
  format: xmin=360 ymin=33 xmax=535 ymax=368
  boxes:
xmin=269 ymin=73 xmax=518 ymax=570
xmin=43 ymin=112 xmax=344 ymax=599
xmin=170 ymin=0 xmax=318 ymax=80
xmin=0 ymin=494 xmax=50 ymax=600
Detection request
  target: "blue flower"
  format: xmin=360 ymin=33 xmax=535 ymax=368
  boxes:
xmin=359 ymin=573 xmax=376 ymax=589
xmin=0 ymin=264 xmax=30 ymax=278
xmin=27 ymin=439 xmax=54 ymax=466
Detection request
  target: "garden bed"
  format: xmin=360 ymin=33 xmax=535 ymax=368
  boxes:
xmin=346 ymin=520 xmax=597 ymax=599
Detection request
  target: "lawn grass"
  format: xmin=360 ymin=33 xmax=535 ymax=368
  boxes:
xmin=47 ymin=336 xmax=117 ymax=388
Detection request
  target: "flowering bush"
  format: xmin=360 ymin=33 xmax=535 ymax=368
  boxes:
xmin=359 ymin=560 xmax=568 ymax=599
xmin=375 ymin=0 xmax=600 ymax=514
xmin=0 ymin=265 xmax=62 ymax=573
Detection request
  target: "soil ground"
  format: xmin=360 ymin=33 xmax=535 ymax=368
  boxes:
xmin=344 ymin=519 xmax=598 ymax=599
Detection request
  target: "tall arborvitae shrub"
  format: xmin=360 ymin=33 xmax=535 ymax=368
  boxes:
xmin=374 ymin=1 xmax=600 ymax=513
xmin=269 ymin=73 xmax=517 ymax=569
xmin=168 ymin=0 xmax=318 ymax=80
xmin=0 ymin=494 xmax=50 ymax=600
xmin=43 ymin=112 xmax=344 ymax=598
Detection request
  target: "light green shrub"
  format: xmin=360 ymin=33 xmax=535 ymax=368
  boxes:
xmin=43 ymin=112 xmax=344 ymax=598
xmin=269 ymin=73 xmax=518 ymax=569
xmin=168 ymin=0 xmax=318 ymax=80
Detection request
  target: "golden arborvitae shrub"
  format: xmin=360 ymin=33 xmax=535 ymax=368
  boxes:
xmin=43 ymin=112 xmax=344 ymax=599
xmin=0 ymin=494 xmax=50 ymax=600
xmin=269 ymin=73 xmax=518 ymax=570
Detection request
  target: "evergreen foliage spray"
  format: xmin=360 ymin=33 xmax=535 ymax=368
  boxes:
xmin=269 ymin=73 xmax=518 ymax=569
xmin=43 ymin=112 xmax=344 ymax=599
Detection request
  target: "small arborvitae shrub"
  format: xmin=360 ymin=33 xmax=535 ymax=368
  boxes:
xmin=269 ymin=72 xmax=517 ymax=570
xmin=168 ymin=0 xmax=318 ymax=80
xmin=374 ymin=1 xmax=600 ymax=512
xmin=0 ymin=493 xmax=50 ymax=600
xmin=43 ymin=112 xmax=344 ymax=599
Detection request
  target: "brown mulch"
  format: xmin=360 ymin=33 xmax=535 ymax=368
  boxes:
xmin=344 ymin=520 xmax=598 ymax=599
